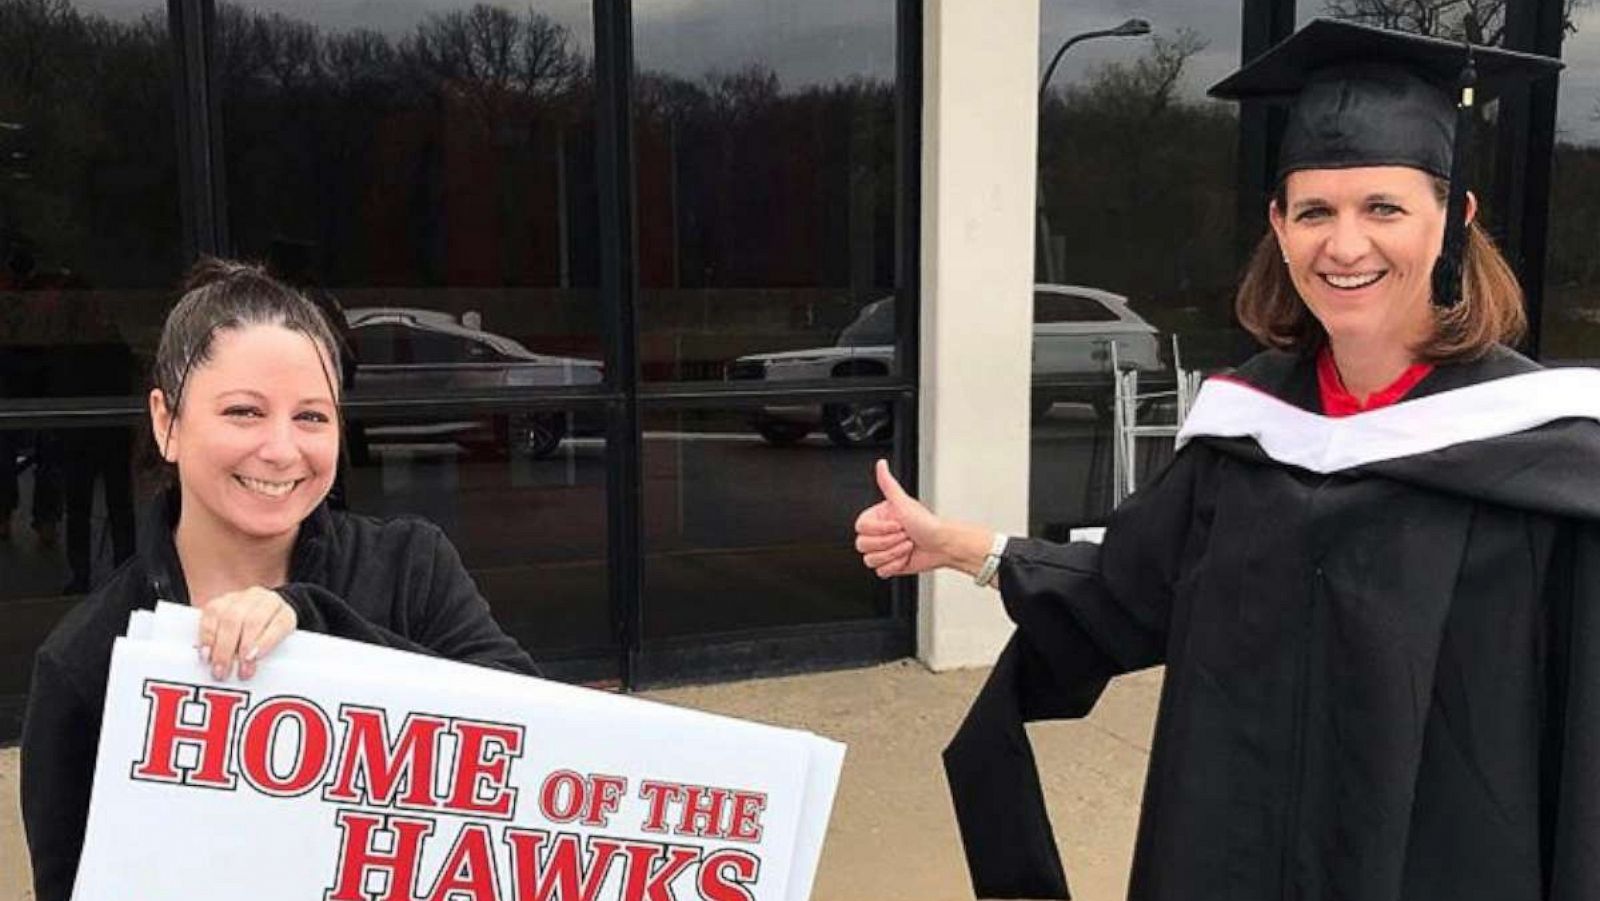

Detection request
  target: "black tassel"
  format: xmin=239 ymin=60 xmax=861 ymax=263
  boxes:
xmin=1432 ymin=48 xmax=1477 ymax=309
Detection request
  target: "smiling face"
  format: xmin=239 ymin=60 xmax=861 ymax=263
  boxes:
xmin=150 ymin=324 xmax=340 ymax=543
xmin=1269 ymin=166 xmax=1472 ymax=357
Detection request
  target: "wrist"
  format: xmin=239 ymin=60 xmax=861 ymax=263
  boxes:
xmin=940 ymin=522 xmax=997 ymax=578
xmin=273 ymin=588 xmax=304 ymax=628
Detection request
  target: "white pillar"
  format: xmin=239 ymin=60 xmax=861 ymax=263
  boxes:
xmin=916 ymin=0 xmax=1038 ymax=670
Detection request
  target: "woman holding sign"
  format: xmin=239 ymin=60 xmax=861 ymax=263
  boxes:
xmin=857 ymin=21 xmax=1600 ymax=901
xmin=21 ymin=259 xmax=539 ymax=901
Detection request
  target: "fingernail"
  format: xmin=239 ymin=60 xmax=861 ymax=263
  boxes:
xmin=245 ymin=646 xmax=259 ymax=663
xmin=199 ymin=645 xmax=211 ymax=664
xmin=212 ymin=663 xmax=225 ymax=680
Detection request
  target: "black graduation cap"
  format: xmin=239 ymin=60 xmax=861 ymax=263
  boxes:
xmin=1209 ymin=18 xmax=1561 ymax=308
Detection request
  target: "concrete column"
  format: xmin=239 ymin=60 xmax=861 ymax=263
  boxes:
xmin=916 ymin=0 xmax=1039 ymax=670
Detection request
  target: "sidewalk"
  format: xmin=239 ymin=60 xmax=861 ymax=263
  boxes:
xmin=0 ymin=661 xmax=1158 ymax=901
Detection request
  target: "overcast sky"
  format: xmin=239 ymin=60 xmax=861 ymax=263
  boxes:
xmin=1557 ymin=5 xmax=1600 ymax=144
xmin=73 ymin=0 xmax=1600 ymax=144
xmin=1038 ymin=0 xmax=1243 ymax=104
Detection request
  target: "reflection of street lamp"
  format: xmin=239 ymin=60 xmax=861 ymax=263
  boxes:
xmin=1038 ymin=18 xmax=1152 ymax=107
xmin=1036 ymin=19 xmax=1151 ymax=281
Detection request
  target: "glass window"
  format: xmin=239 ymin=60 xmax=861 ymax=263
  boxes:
xmin=639 ymin=405 xmax=891 ymax=640
xmin=343 ymin=405 xmax=611 ymax=666
xmin=0 ymin=1 xmax=182 ymax=401
xmin=632 ymin=0 xmax=900 ymax=382
xmin=219 ymin=1 xmax=602 ymax=368
xmin=1032 ymin=6 xmax=1249 ymax=532
xmin=1 ymin=0 xmax=180 ymax=733
xmin=1542 ymin=4 xmax=1600 ymax=363
xmin=0 ymin=421 xmax=143 ymax=731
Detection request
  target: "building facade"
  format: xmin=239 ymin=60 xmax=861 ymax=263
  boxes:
xmin=0 ymin=0 xmax=1594 ymax=741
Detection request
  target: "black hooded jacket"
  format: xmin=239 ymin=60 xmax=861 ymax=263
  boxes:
xmin=20 ymin=491 xmax=538 ymax=901
xmin=945 ymin=346 xmax=1600 ymax=900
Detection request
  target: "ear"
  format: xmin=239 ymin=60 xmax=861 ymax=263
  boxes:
xmin=1268 ymin=198 xmax=1289 ymax=254
xmin=148 ymin=388 xmax=177 ymax=463
xmin=1464 ymin=189 xmax=1479 ymax=227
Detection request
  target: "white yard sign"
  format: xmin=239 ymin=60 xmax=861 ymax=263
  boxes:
xmin=73 ymin=605 xmax=844 ymax=901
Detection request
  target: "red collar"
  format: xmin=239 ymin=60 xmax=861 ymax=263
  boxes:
xmin=1316 ymin=347 xmax=1433 ymax=417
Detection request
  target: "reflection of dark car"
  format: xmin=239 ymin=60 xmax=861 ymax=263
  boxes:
xmin=346 ymin=308 xmax=603 ymax=458
xmin=727 ymin=286 xmax=1166 ymax=446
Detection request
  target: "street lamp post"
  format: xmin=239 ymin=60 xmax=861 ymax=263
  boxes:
xmin=1039 ymin=18 xmax=1152 ymax=108
xmin=1036 ymin=18 xmax=1151 ymax=282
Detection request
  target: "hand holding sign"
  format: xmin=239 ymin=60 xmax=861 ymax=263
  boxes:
xmin=195 ymin=585 xmax=297 ymax=681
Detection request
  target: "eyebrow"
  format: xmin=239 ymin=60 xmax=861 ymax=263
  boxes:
xmin=214 ymin=390 xmax=335 ymax=406
xmin=1291 ymin=193 xmax=1405 ymax=213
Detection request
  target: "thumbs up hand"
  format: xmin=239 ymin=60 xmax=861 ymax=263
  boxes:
xmin=855 ymin=460 xmax=995 ymax=579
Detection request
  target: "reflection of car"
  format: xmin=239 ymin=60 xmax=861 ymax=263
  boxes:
xmin=726 ymin=286 xmax=1165 ymax=446
xmin=346 ymin=307 xmax=603 ymax=458
xmin=1029 ymin=285 xmax=1165 ymax=416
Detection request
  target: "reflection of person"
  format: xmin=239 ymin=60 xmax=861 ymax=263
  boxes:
xmin=1 ymin=232 xmax=137 ymax=587
xmin=858 ymin=23 xmax=1598 ymax=900
xmin=20 ymin=259 xmax=538 ymax=901
xmin=0 ymin=235 xmax=64 ymax=546
xmin=39 ymin=265 xmax=138 ymax=593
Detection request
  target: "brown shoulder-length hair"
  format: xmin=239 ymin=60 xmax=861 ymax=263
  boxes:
xmin=1235 ymin=178 xmax=1526 ymax=362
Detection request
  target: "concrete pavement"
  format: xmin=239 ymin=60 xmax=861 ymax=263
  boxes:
xmin=0 ymin=661 xmax=1159 ymax=901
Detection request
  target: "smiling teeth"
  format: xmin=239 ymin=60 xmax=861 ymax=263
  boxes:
xmin=238 ymin=476 xmax=298 ymax=498
xmin=1324 ymin=272 xmax=1383 ymax=289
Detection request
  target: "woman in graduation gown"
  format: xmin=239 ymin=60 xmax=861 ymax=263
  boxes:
xmin=853 ymin=20 xmax=1599 ymax=901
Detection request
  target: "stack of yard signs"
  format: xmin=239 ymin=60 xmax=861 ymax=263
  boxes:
xmin=72 ymin=603 xmax=845 ymax=901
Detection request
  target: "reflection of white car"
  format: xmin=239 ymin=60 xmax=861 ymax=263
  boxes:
xmin=345 ymin=307 xmax=604 ymax=458
xmin=727 ymin=286 xmax=1165 ymax=446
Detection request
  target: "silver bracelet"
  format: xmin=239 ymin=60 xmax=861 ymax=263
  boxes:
xmin=973 ymin=533 xmax=1010 ymax=587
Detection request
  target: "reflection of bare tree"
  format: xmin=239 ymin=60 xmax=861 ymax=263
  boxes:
xmin=631 ymin=64 xmax=896 ymax=293
xmin=636 ymin=72 xmax=709 ymax=124
xmin=404 ymin=4 xmax=584 ymax=129
xmin=1061 ymin=30 xmax=1208 ymax=119
xmin=1037 ymin=30 xmax=1235 ymax=316
xmin=703 ymin=66 xmax=782 ymax=118
xmin=0 ymin=0 xmax=177 ymax=285
xmin=214 ymin=3 xmax=587 ymax=127
xmin=1321 ymin=0 xmax=1591 ymax=43
xmin=0 ymin=0 xmax=77 ymax=100
xmin=216 ymin=6 xmax=403 ymax=105
xmin=210 ymin=2 xmax=596 ymax=285
xmin=322 ymin=30 xmax=403 ymax=107
xmin=215 ymin=7 xmax=321 ymax=92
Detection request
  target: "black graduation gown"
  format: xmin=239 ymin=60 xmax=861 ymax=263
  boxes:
xmin=944 ymin=346 xmax=1600 ymax=900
